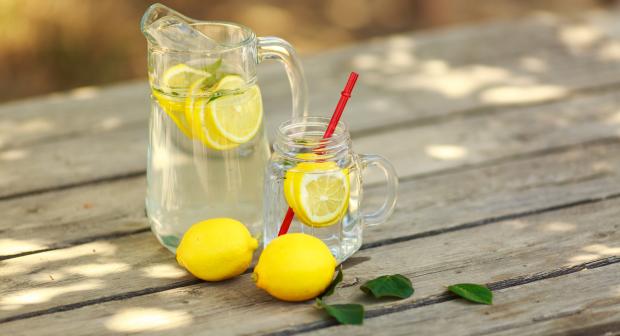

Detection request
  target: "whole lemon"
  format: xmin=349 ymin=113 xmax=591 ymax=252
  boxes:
xmin=253 ymin=233 xmax=336 ymax=301
xmin=176 ymin=218 xmax=258 ymax=281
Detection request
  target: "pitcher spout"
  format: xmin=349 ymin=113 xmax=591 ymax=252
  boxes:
xmin=140 ymin=3 xmax=219 ymax=51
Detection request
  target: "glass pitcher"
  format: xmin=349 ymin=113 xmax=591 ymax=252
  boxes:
xmin=264 ymin=117 xmax=398 ymax=262
xmin=141 ymin=4 xmax=307 ymax=252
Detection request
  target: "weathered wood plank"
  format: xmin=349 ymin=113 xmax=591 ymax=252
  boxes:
xmin=307 ymin=263 xmax=620 ymax=336
xmin=6 ymin=86 xmax=620 ymax=200
xmin=0 ymin=177 xmax=147 ymax=257
xmin=4 ymin=13 xmax=620 ymax=150
xmin=3 ymin=13 xmax=620 ymax=197
xmin=0 ymin=81 xmax=148 ymax=150
xmin=2 ymin=135 xmax=617 ymax=271
xmin=3 ymin=88 xmax=620 ymax=257
xmin=1 ymin=196 xmax=618 ymax=334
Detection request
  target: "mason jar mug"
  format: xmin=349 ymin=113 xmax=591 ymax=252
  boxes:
xmin=263 ymin=117 xmax=398 ymax=262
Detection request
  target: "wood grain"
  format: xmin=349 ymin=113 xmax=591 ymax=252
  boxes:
xmin=0 ymin=196 xmax=618 ymax=335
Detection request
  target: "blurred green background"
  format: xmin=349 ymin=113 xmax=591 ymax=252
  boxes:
xmin=1 ymin=0 xmax=615 ymax=102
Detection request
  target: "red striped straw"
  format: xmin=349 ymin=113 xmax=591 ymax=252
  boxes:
xmin=278 ymin=72 xmax=359 ymax=236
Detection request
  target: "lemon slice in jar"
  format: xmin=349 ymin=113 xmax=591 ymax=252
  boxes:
xmin=284 ymin=154 xmax=350 ymax=227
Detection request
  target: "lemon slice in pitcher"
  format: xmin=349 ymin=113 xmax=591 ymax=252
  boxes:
xmin=207 ymin=75 xmax=263 ymax=144
xmin=152 ymin=64 xmax=213 ymax=138
xmin=284 ymin=156 xmax=350 ymax=227
xmin=152 ymin=91 xmax=194 ymax=138
xmin=162 ymin=64 xmax=212 ymax=89
xmin=189 ymin=97 xmax=240 ymax=150
xmin=185 ymin=77 xmax=240 ymax=150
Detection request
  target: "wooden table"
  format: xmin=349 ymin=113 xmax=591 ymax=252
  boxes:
xmin=1 ymin=11 xmax=620 ymax=335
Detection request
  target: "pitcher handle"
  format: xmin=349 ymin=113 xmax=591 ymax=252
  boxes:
xmin=359 ymin=154 xmax=399 ymax=227
xmin=257 ymin=37 xmax=308 ymax=119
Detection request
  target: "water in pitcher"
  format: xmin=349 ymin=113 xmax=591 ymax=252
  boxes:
xmin=147 ymin=84 xmax=270 ymax=252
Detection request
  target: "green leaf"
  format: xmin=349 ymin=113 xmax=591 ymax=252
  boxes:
xmin=360 ymin=274 xmax=414 ymax=299
xmin=200 ymin=58 xmax=223 ymax=89
xmin=315 ymin=298 xmax=364 ymax=325
xmin=202 ymin=58 xmax=222 ymax=75
xmin=319 ymin=268 xmax=343 ymax=299
xmin=448 ymin=283 xmax=493 ymax=305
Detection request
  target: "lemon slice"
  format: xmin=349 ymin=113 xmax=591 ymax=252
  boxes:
xmin=152 ymin=64 xmax=212 ymax=138
xmin=162 ymin=64 xmax=212 ymax=89
xmin=189 ymin=97 xmax=239 ymax=150
xmin=208 ymin=76 xmax=263 ymax=144
xmin=284 ymin=156 xmax=349 ymax=227
xmin=152 ymin=91 xmax=193 ymax=138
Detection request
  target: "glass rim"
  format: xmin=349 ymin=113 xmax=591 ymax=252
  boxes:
xmin=274 ymin=117 xmax=351 ymax=157
xmin=144 ymin=20 xmax=257 ymax=54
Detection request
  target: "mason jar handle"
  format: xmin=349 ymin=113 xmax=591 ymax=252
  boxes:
xmin=360 ymin=154 xmax=398 ymax=226
xmin=257 ymin=37 xmax=308 ymax=119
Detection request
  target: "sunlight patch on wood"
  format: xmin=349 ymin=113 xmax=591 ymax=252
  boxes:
xmin=2 ymin=241 xmax=118 ymax=271
xmin=0 ymin=280 xmax=102 ymax=311
xmin=386 ymin=50 xmax=415 ymax=68
xmin=604 ymin=111 xmax=620 ymax=124
xmin=480 ymin=85 xmax=567 ymax=104
xmin=0 ymin=118 xmax=53 ymax=135
xmin=567 ymin=244 xmax=620 ymax=265
xmin=63 ymin=262 xmax=130 ymax=277
xmin=394 ymin=65 xmax=511 ymax=98
xmin=568 ymin=253 xmax=601 ymax=263
xmin=387 ymin=35 xmax=415 ymax=50
xmin=100 ymin=117 xmax=123 ymax=130
xmin=104 ymin=307 xmax=193 ymax=333
xmin=0 ymin=238 xmax=46 ymax=256
xmin=558 ymin=24 xmax=603 ymax=53
xmin=0 ymin=149 xmax=28 ymax=161
xmin=597 ymin=41 xmax=620 ymax=61
xmin=505 ymin=220 xmax=529 ymax=230
xmin=142 ymin=263 xmax=188 ymax=279
xmin=69 ymin=86 xmax=100 ymax=100
xmin=582 ymin=244 xmax=620 ymax=255
xmin=519 ymin=56 xmax=548 ymax=73
xmin=352 ymin=54 xmax=380 ymax=70
xmin=542 ymin=221 xmax=576 ymax=232
xmin=420 ymin=59 xmax=448 ymax=75
xmin=425 ymin=144 xmax=468 ymax=161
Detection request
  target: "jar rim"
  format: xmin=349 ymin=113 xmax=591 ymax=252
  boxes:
xmin=274 ymin=117 xmax=350 ymax=158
